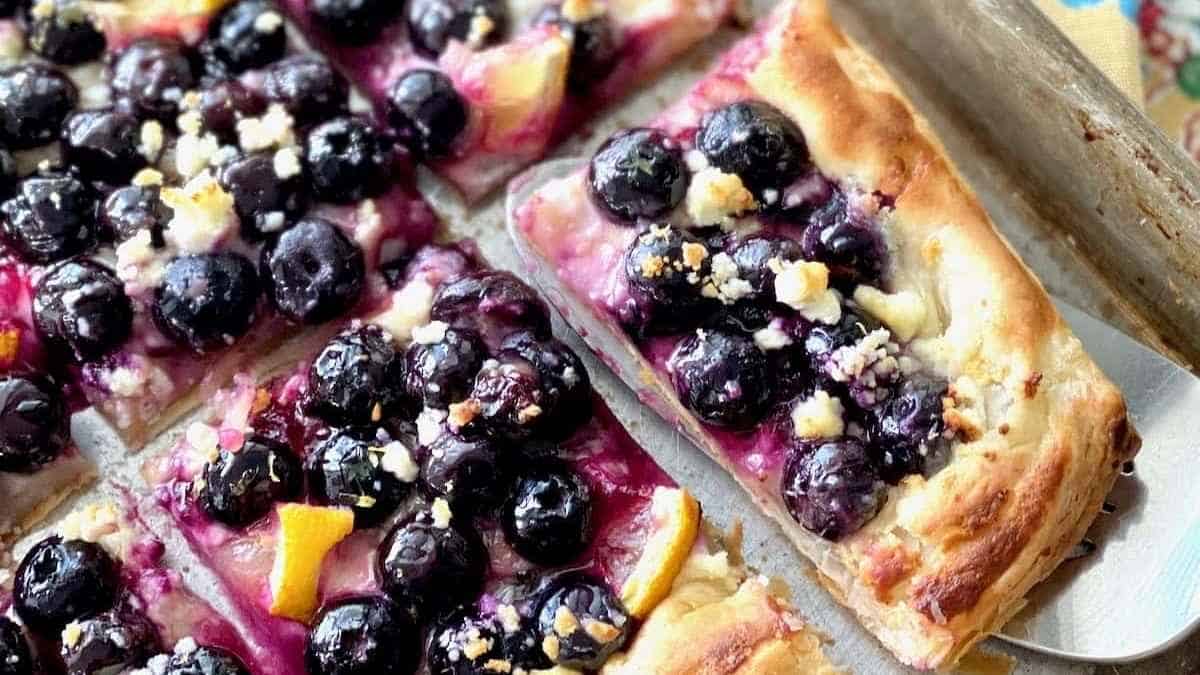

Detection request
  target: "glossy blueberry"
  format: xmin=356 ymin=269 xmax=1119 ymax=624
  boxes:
xmin=386 ymin=69 xmax=468 ymax=160
xmin=34 ymin=259 xmax=133 ymax=362
xmin=305 ymin=596 xmax=420 ymax=675
xmin=0 ymin=617 xmax=33 ymax=675
xmin=430 ymin=272 xmax=552 ymax=349
xmin=702 ymin=299 xmax=777 ymax=335
xmin=535 ymin=4 xmax=617 ymax=95
xmin=427 ymin=612 xmax=552 ymax=675
xmin=588 ymin=128 xmax=687 ymax=224
xmin=781 ymin=438 xmax=887 ymax=540
xmin=198 ymin=435 xmax=304 ymax=527
xmin=0 ymin=149 xmax=15 ymax=198
xmin=111 ymin=38 xmax=198 ymax=121
xmin=23 ymin=0 xmax=105 ymax=65
xmin=503 ymin=462 xmax=592 ymax=566
xmin=307 ymin=325 xmax=409 ymax=427
xmin=800 ymin=191 xmax=883 ymax=285
xmin=263 ymin=55 xmax=348 ymax=125
xmin=14 ymin=537 xmax=120 ymax=635
xmin=218 ymin=152 xmax=308 ymax=240
xmin=61 ymin=109 xmax=146 ymax=182
xmin=802 ymin=306 xmax=880 ymax=372
xmin=419 ymin=432 xmax=505 ymax=514
xmin=377 ymin=513 xmax=488 ymax=619
xmin=204 ymin=0 xmax=287 ymax=74
xmin=535 ymin=576 xmax=630 ymax=670
xmin=1 ymin=171 xmax=98 ymax=264
xmin=669 ymin=329 xmax=774 ymax=430
xmin=0 ymin=63 xmax=78 ymax=149
xmin=498 ymin=333 xmax=592 ymax=440
xmin=728 ymin=234 xmax=805 ymax=300
xmin=406 ymin=0 xmax=507 ymax=57
xmin=621 ymin=225 xmax=712 ymax=334
xmin=164 ymin=645 xmax=252 ymax=675
xmin=261 ymin=217 xmax=365 ymax=323
xmin=404 ymin=326 xmax=486 ymax=409
xmin=190 ymin=80 xmax=267 ymax=143
xmin=0 ymin=375 xmax=68 ymax=473
xmin=467 ymin=355 xmax=547 ymax=440
xmin=307 ymin=428 xmax=410 ymax=528
xmin=304 ymin=116 xmax=393 ymax=203
xmin=696 ymin=101 xmax=808 ymax=193
xmin=0 ymin=1 xmax=13 ymax=16
xmin=99 ymin=185 xmax=170 ymax=244
xmin=154 ymin=252 xmax=260 ymax=352
xmin=310 ymin=0 xmax=404 ymax=44
xmin=60 ymin=605 xmax=160 ymax=675
xmin=867 ymin=376 xmax=947 ymax=483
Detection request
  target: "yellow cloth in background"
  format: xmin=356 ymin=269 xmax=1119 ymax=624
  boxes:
xmin=1034 ymin=0 xmax=1145 ymax=104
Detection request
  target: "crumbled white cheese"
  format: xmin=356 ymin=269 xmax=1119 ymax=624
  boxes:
xmin=176 ymin=110 xmax=203 ymax=137
xmin=161 ymin=172 xmax=237 ymax=254
xmin=685 ymin=167 xmax=756 ymax=227
xmin=412 ymin=321 xmax=449 ymax=345
xmin=58 ymin=503 xmax=134 ymax=559
xmin=828 ymin=328 xmax=898 ymax=384
xmin=466 ymin=13 xmax=496 ymax=48
xmin=174 ymin=132 xmax=222 ymax=178
xmin=852 ymin=285 xmax=928 ymax=342
xmin=684 ymin=148 xmax=709 ymax=172
xmin=700 ymin=251 xmax=754 ymax=305
xmin=431 ymin=498 xmax=453 ymax=529
xmin=791 ymin=390 xmax=845 ymax=439
xmin=416 ymin=408 xmax=447 ymax=446
xmin=237 ymin=103 xmax=295 ymax=152
xmin=62 ymin=621 xmax=84 ymax=648
xmin=562 ymin=0 xmax=605 ymax=22
xmin=131 ymin=168 xmax=164 ymax=187
xmin=186 ymin=422 xmax=219 ymax=455
xmin=753 ymin=323 xmax=792 ymax=351
xmin=30 ymin=0 xmax=55 ymax=21
xmin=174 ymin=637 xmax=199 ymax=656
xmin=105 ymin=364 xmax=146 ymax=397
xmin=114 ymin=229 xmax=165 ymax=287
xmin=379 ymin=441 xmax=419 ymax=482
xmin=138 ymin=120 xmax=164 ymax=162
xmin=253 ymin=9 xmax=283 ymax=33
xmin=772 ymin=258 xmax=842 ymax=325
xmin=368 ymin=280 xmax=435 ymax=342
xmin=272 ymin=146 xmax=302 ymax=179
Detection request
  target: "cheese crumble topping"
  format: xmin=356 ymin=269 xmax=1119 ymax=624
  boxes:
xmin=685 ymin=167 xmax=756 ymax=227
xmin=791 ymin=390 xmax=845 ymax=439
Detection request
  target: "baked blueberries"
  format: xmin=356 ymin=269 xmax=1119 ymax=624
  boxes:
xmin=419 ymin=432 xmax=506 ymax=514
xmin=0 ymin=64 xmax=78 ymax=150
xmin=669 ymin=329 xmax=774 ymax=430
xmin=204 ymin=0 xmax=287 ymax=74
xmin=307 ymin=325 xmax=409 ymax=427
xmin=406 ymin=0 xmax=507 ymax=57
xmin=404 ymin=325 xmax=487 ymax=409
xmin=307 ymin=428 xmax=410 ymax=528
xmin=305 ymin=596 xmax=420 ymax=675
xmin=22 ymin=0 xmax=106 ymax=65
xmin=1 ymin=171 xmax=98 ymax=264
xmin=867 ymin=376 xmax=947 ymax=483
xmin=622 ymin=225 xmax=713 ymax=334
xmin=198 ymin=435 xmax=304 ymax=527
xmin=14 ymin=537 xmax=120 ymax=635
xmin=378 ymin=512 xmax=488 ymax=619
xmin=535 ymin=4 xmax=617 ymax=95
xmin=430 ymin=272 xmax=552 ymax=349
xmin=499 ymin=333 xmax=592 ymax=440
xmin=502 ymin=462 xmax=592 ymax=566
xmin=154 ymin=252 xmax=260 ymax=352
xmin=0 ymin=375 xmax=69 ymax=473
xmin=310 ymin=0 xmax=404 ymax=44
xmin=696 ymin=101 xmax=809 ymax=194
xmin=387 ymin=69 xmax=468 ymax=160
xmin=61 ymin=109 xmax=146 ymax=182
xmin=263 ymin=55 xmax=348 ymax=125
xmin=304 ymin=117 xmax=394 ymax=203
xmin=535 ymin=575 xmax=630 ymax=670
xmin=33 ymin=259 xmax=133 ymax=362
xmin=99 ymin=185 xmax=170 ymax=243
xmin=0 ymin=617 xmax=33 ymax=675
xmin=111 ymin=38 xmax=198 ymax=121
xmin=427 ymin=612 xmax=552 ymax=675
xmin=588 ymin=128 xmax=687 ymax=224
xmin=60 ymin=605 xmax=161 ymax=675
xmin=800 ymin=191 xmax=884 ymax=285
xmin=218 ymin=151 xmax=308 ymax=240
xmin=261 ymin=217 xmax=365 ymax=324
xmin=466 ymin=355 xmax=547 ymax=440
xmin=190 ymin=80 xmax=267 ymax=143
xmin=164 ymin=645 xmax=252 ymax=675
xmin=728 ymin=234 xmax=805 ymax=300
xmin=803 ymin=306 xmax=879 ymax=374
xmin=781 ymin=439 xmax=887 ymax=540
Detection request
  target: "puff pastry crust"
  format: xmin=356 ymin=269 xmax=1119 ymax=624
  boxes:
xmin=514 ymin=0 xmax=1140 ymax=668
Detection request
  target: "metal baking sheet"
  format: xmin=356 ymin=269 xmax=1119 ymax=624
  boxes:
xmin=8 ymin=1 xmax=1198 ymax=673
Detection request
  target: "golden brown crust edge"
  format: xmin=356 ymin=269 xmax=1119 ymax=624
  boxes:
xmin=738 ymin=0 xmax=1140 ymax=668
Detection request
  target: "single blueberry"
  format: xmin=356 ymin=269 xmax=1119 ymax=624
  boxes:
xmin=668 ymin=329 xmax=774 ymax=430
xmin=377 ymin=512 xmax=488 ymax=620
xmin=304 ymin=116 xmax=394 ymax=204
xmin=307 ymin=325 xmax=409 ymax=427
xmin=466 ymin=355 xmax=547 ymax=440
xmin=426 ymin=611 xmax=552 ymax=675
xmin=498 ymin=333 xmax=592 ymax=440
xmin=535 ymin=4 xmax=618 ymax=95
xmin=198 ymin=435 xmax=304 ymax=527
xmin=0 ymin=374 xmax=69 ymax=473
xmin=406 ymin=0 xmax=507 ymax=57
xmin=153 ymin=252 xmax=260 ymax=352
xmin=430 ymin=272 xmax=552 ymax=349
xmin=386 ymin=69 xmax=468 ymax=160
xmin=728 ymin=234 xmax=805 ymax=300
xmin=305 ymin=596 xmax=420 ymax=675
xmin=260 ymin=217 xmax=365 ymax=324
xmin=404 ymin=326 xmax=487 ymax=409
xmin=867 ymin=376 xmax=947 ymax=483
xmin=781 ymin=438 xmax=887 ymax=540
xmin=307 ymin=428 xmax=410 ymax=529
xmin=535 ymin=575 xmax=630 ymax=670
xmin=0 ymin=63 xmax=78 ymax=150
xmin=99 ymin=185 xmax=170 ymax=244
xmin=502 ymin=461 xmax=592 ymax=566
xmin=22 ymin=0 xmax=105 ymax=65
xmin=190 ymin=80 xmax=267 ymax=143
xmin=0 ymin=617 xmax=33 ymax=675
xmin=419 ymin=431 xmax=506 ymax=514
xmin=588 ymin=128 xmax=687 ymax=224
xmin=111 ymin=37 xmax=198 ymax=121
xmin=203 ymin=0 xmax=287 ymax=74
xmin=33 ymin=258 xmax=133 ymax=362
xmin=263 ymin=55 xmax=348 ymax=125
xmin=14 ymin=537 xmax=120 ymax=635
xmin=621 ymin=225 xmax=713 ymax=335
xmin=164 ymin=645 xmax=252 ymax=675
xmin=800 ymin=191 xmax=884 ymax=285
xmin=1 ymin=171 xmax=98 ymax=264
xmin=60 ymin=605 xmax=161 ymax=675
xmin=309 ymin=0 xmax=404 ymax=44
xmin=696 ymin=101 xmax=808 ymax=194
xmin=218 ymin=151 xmax=308 ymax=241
xmin=61 ymin=109 xmax=146 ymax=182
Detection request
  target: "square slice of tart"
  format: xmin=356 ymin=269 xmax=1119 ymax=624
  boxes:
xmin=510 ymin=0 xmax=1140 ymax=668
xmin=1 ymin=499 xmax=268 ymax=675
xmin=0 ymin=259 xmax=96 ymax=543
xmin=0 ymin=1 xmax=439 ymax=448
xmin=142 ymin=240 xmax=836 ymax=675
xmin=277 ymin=0 xmax=736 ymax=201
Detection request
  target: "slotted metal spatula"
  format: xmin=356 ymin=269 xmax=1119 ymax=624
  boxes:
xmin=505 ymin=158 xmax=1200 ymax=665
